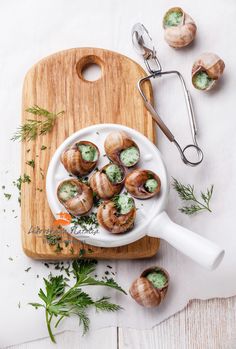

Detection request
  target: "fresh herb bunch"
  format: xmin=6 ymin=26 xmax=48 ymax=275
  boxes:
xmin=12 ymin=105 xmax=64 ymax=142
xmin=172 ymin=178 xmax=214 ymax=215
xmin=29 ymin=259 xmax=126 ymax=343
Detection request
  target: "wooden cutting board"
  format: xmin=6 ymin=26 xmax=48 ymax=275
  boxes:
xmin=21 ymin=47 xmax=160 ymax=260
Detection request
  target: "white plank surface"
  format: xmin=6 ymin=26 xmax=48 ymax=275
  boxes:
xmin=7 ymin=297 xmax=236 ymax=349
xmin=1 ymin=0 xmax=236 ymax=348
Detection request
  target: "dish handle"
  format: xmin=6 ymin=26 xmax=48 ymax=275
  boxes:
xmin=148 ymin=211 xmax=224 ymax=270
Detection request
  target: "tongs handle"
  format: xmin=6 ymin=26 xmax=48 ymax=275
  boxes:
xmin=138 ymin=76 xmax=204 ymax=167
xmin=138 ymin=75 xmax=175 ymax=142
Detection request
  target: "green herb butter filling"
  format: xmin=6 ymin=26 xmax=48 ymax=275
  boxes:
xmin=105 ymin=164 xmax=123 ymax=183
xmin=78 ymin=144 xmax=98 ymax=162
xmin=164 ymin=9 xmax=183 ymax=27
xmin=193 ymin=71 xmax=214 ymax=90
xmin=59 ymin=182 xmax=78 ymax=201
xmin=147 ymin=271 xmax=167 ymax=289
xmin=120 ymin=146 xmax=139 ymax=167
xmin=145 ymin=178 xmax=158 ymax=193
xmin=114 ymin=194 xmax=134 ymax=215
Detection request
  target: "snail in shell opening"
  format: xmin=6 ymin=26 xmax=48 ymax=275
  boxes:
xmin=104 ymin=131 xmax=140 ymax=168
xmin=89 ymin=163 xmax=125 ymax=199
xmin=57 ymin=178 xmax=93 ymax=216
xmin=97 ymin=194 xmax=136 ymax=233
xmin=125 ymin=169 xmax=161 ymax=199
xmin=163 ymin=7 xmax=197 ymax=48
xmin=192 ymin=53 xmax=225 ymax=91
xmin=129 ymin=266 xmax=169 ymax=308
xmin=61 ymin=140 xmax=99 ymax=176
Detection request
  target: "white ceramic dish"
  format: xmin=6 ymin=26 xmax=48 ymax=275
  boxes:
xmin=46 ymin=124 xmax=224 ymax=269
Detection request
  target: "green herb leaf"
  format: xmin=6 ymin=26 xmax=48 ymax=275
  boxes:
xmin=12 ymin=105 xmax=64 ymax=142
xmin=172 ymin=178 xmax=213 ymax=215
xmin=29 ymin=260 xmax=125 ymax=342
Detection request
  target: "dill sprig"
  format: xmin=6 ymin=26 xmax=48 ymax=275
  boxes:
xmin=172 ymin=178 xmax=213 ymax=215
xmin=29 ymin=259 xmax=126 ymax=343
xmin=12 ymin=105 xmax=64 ymax=142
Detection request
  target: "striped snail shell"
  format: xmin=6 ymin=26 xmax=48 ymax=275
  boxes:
xmin=163 ymin=7 xmax=197 ymax=48
xmin=61 ymin=140 xmax=99 ymax=176
xmin=57 ymin=178 xmax=93 ymax=216
xmin=125 ymin=169 xmax=161 ymax=199
xmin=89 ymin=163 xmax=125 ymax=199
xmin=97 ymin=194 xmax=136 ymax=233
xmin=129 ymin=266 xmax=169 ymax=308
xmin=104 ymin=131 xmax=140 ymax=168
xmin=192 ymin=53 xmax=225 ymax=91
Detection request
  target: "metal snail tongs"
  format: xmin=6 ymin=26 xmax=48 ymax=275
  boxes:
xmin=132 ymin=23 xmax=204 ymax=166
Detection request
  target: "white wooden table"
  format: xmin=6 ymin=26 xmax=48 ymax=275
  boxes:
xmin=7 ymin=297 xmax=236 ymax=349
xmin=1 ymin=0 xmax=236 ymax=348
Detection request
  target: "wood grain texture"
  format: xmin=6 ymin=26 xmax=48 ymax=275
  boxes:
xmin=119 ymin=297 xmax=236 ymax=349
xmin=21 ymin=47 xmax=160 ymax=260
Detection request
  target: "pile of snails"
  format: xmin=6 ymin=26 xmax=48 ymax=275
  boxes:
xmin=163 ymin=7 xmax=225 ymax=91
xmin=57 ymin=130 xmax=161 ymax=234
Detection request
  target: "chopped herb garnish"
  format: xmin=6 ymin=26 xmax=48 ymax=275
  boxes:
xmin=72 ymin=212 xmax=98 ymax=231
xmin=41 ymin=145 xmax=47 ymax=150
xmin=79 ymin=248 xmax=86 ymax=258
xmin=25 ymin=267 xmax=31 ymax=272
xmin=45 ymin=233 xmax=61 ymax=246
xmin=8 ymin=257 xmax=13 ymax=261
xmin=13 ymin=174 xmax=31 ymax=205
xmin=4 ymin=193 xmax=11 ymax=200
xmin=26 ymin=159 xmax=35 ymax=168
xmin=55 ymin=243 xmax=63 ymax=253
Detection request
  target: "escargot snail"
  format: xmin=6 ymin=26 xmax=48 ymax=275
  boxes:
xmin=104 ymin=131 xmax=140 ymax=168
xmin=89 ymin=163 xmax=125 ymax=199
xmin=97 ymin=194 xmax=136 ymax=233
xmin=57 ymin=178 xmax=93 ymax=216
xmin=129 ymin=266 xmax=169 ymax=308
xmin=61 ymin=140 xmax=99 ymax=176
xmin=192 ymin=53 xmax=225 ymax=91
xmin=163 ymin=7 xmax=197 ymax=48
xmin=125 ymin=169 xmax=161 ymax=199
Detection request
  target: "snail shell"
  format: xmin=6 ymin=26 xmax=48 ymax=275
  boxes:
xmin=163 ymin=7 xmax=197 ymax=48
xmin=57 ymin=178 xmax=93 ymax=216
xmin=129 ymin=267 xmax=169 ymax=308
xmin=192 ymin=53 xmax=225 ymax=91
xmin=61 ymin=140 xmax=99 ymax=176
xmin=104 ymin=131 xmax=140 ymax=168
xmin=125 ymin=169 xmax=161 ymax=199
xmin=89 ymin=163 xmax=125 ymax=199
xmin=97 ymin=195 xmax=136 ymax=233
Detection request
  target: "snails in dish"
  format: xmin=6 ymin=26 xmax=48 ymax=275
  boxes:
xmin=129 ymin=266 xmax=169 ymax=308
xmin=89 ymin=163 xmax=125 ymax=199
xmin=57 ymin=178 xmax=93 ymax=216
xmin=125 ymin=169 xmax=161 ymax=199
xmin=104 ymin=131 xmax=140 ymax=168
xmin=192 ymin=53 xmax=225 ymax=91
xmin=97 ymin=194 xmax=136 ymax=233
xmin=61 ymin=140 xmax=99 ymax=176
xmin=163 ymin=7 xmax=197 ymax=48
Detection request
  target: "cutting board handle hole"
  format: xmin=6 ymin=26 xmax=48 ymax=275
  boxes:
xmin=76 ymin=55 xmax=103 ymax=82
